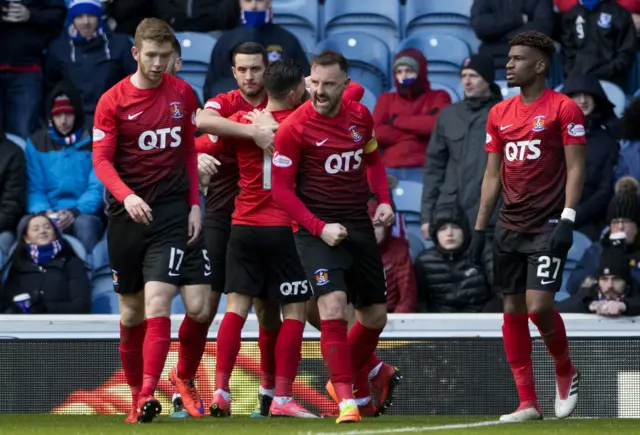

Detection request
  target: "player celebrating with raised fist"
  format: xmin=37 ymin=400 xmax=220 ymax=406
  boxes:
xmin=471 ymin=31 xmax=586 ymax=422
xmin=92 ymin=18 xmax=201 ymax=424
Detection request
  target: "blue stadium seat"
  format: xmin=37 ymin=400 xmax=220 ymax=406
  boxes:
xmin=406 ymin=231 xmax=424 ymax=261
xmin=315 ymin=33 xmax=390 ymax=96
xmin=91 ymin=282 xmax=119 ymax=314
xmin=567 ymin=230 xmax=592 ymax=269
xmin=431 ymin=82 xmax=460 ymax=103
xmin=405 ymin=221 xmax=433 ymax=252
xmin=272 ymin=0 xmax=319 ymax=52
xmin=393 ymin=180 xmax=423 ymax=215
xmin=428 ymin=72 xmax=463 ymax=92
xmin=403 ymin=0 xmax=480 ymax=51
xmin=172 ymin=294 xmax=187 ymax=315
xmin=397 ymin=33 xmax=471 ymax=73
xmin=323 ymin=0 xmax=401 ymax=50
xmin=218 ymin=293 xmax=228 ymax=314
xmin=495 ymin=80 xmax=521 ymax=100
xmin=91 ymin=238 xmax=110 ymax=276
xmin=5 ymin=133 xmax=26 ymax=151
xmin=174 ymin=32 xmax=217 ymax=93
xmin=360 ymin=86 xmax=377 ymax=112
xmin=556 ymin=80 xmax=626 ymax=117
xmin=62 ymin=234 xmax=87 ymax=264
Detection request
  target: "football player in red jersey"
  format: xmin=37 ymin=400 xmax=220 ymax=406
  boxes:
xmin=208 ymin=59 xmax=316 ymax=419
xmin=271 ymin=50 xmax=395 ymax=424
xmin=92 ymin=18 xmax=202 ymax=423
xmin=471 ymin=31 xmax=586 ymax=422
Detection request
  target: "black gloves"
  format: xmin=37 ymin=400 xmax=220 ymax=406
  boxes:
xmin=468 ymin=229 xmax=486 ymax=267
xmin=548 ymin=219 xmax=574 ymax=257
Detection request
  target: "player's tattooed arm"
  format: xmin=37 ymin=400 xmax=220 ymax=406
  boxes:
xmin=563 ymin=145 xmax=586 ymax=212
xmin=475 ymin=152 xmax=503 ymax=231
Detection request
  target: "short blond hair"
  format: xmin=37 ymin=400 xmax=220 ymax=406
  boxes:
xmin=134 ymin=18 xmax=175 ymax=49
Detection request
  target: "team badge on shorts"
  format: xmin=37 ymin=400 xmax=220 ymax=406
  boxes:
xmin=169 ymin=102 xmax=184 ymax=119
xmin=532 ymin=115 xmax=546 ymax=132
xmin=111 ymin=269 xmax=119 ymax=288
xmin=314 ymin=269 xmax=330 ymax=286
xmin=348 ymin=125 xmax=363 ymax=143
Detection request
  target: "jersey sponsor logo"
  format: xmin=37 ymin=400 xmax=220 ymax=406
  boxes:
xmin=348 ymin=125 xmax=363 ymax=143
xmin=272 ymin=151 xmax=292 ymax=168
xmin=93 ymin=128 xmax=105 ymax=141
xmin=314 ymin=269 xmax=329 ymax=286
xmin=138 ymin=127 xmax=182 ymax=151
xmin=532 ymin=115 xmax=546 ymax=132
xmin=128 ymin=111 xmax=144 ymax=120
xmin=486 ymin=133 xmax=492 ymax=144
xmin=280 ymin=280 xmax=309 ymax=296
xmin=567 ymin=123 xmax=585 ymax=137
xmin=169 ymin=102 xmax=184 ymax=119
xmin=325 ymin=149 xmax=363 ymax=174
xmin=205 ymin=101 xmax=222 ymax=110
xmin=504 ymin=139 xmax=541 ymax=162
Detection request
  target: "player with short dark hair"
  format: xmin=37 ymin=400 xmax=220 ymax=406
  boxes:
xmin=208 ymin=59 xmax=317 ymax=419
xmin=92 ymin=18 xmax=202 ymax=423
xmin=271 ymin=50 xmax=395 ymax=424
xmin=471 ymin=30 xmax=586 ymax=422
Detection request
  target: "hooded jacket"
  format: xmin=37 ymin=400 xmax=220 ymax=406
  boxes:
xmin=25 ymin=82 xmax=103 ymax=216
xmin=414 ymin=203 xmax=491 ymax=313
xmin=367 ymin=201 xmax=417 ymax=313
xmin=45 ymin=22 xmax=136 ymax=121
xmin=0 ymin=123 xmax=26 ymax=233
xmin=155 ymin=0 xmax=239 ymax=32
xmin=615 ymin=97 xmax=640 ymax=183
xmin=562 ymin=74 xmax=619 ymax=228
xmin=561 ymin=0 xmax=638 ymax=89
xmin=372 ymin=49 xmax=451 ymax=168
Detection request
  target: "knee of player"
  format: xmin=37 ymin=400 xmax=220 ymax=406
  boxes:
xmin=226 ymin=292 xmax=253 ymax=318
xmin=255 ymin=299 xmax=283 ymax=331
xmin=282 ymin=301 xmax=307 ymax=322
xmin=360 ymin=305 xmax=387 ymax=330
xmin=144 ymin=282 xmax=176 ymax=317
xmin=525 ymin=290 xmax=555 ymax=315
xmin=119 ymin=293 xmax=145 ymax=326
xmin=317 ymin=291 xmax=348 ymax=320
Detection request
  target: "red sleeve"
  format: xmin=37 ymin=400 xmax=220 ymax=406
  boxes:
xmin=391 ymin=239 xmax=418 ymax=313
xmin=559 ymin=98 xmax=587 ymax=145
xmin=271 ymin=118 xmax=327 ymax=237
xmin=484 ymin=106 xmax=504 ymax=153
xmin=92 ymin=93 xmax=135 ymax=202
xmin=343 ymin=81 xmax=364 ymax=102
xmin=391 ymin=91 xmax=451 ymax=136
xmin=184 ymin=85 xmax=200 ymax=207
xmin=195 ymin=134 xmax=227 ymax=156
xmin=203 ymin=93 xmax=234 ymax=117
xmin=362 ymin=110 xmax=391 ymax=205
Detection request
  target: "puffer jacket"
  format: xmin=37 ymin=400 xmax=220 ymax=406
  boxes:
xmin=415 ymin=203 xmax=491 ymax=312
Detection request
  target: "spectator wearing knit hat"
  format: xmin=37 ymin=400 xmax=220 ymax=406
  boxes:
xmin=23 ymin=81 xmax=104 ymax=252
xmin=557 ymin=246 xmax=640 ymax=315
xmin=567 ymin=176 xmax=640 ymax=295
xmin=45 ymin=0 xmax=135 ymax=130
xmin=372 ymin=48 xmax=451 ymax=183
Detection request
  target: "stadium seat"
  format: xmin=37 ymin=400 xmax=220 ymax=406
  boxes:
xmin=393 ymin=180 xmax=423 ymax=215
xmin=315 ymin=33 xmax=391 ymax=96
xmin=406 ymin=231 xmax=425 ymax=261
xmin=172 ymin=294 xmax=187 ymax=315
xmin=272 ymin=0 xmax=319 ymax=52
xmin=567 ymin=230 xmax=592 ymax=269
xmin=91 ymin=238 xmax=110 ymax=276
xmin=174 ymin=32 xmax=217 ymax=93
xmin=405 ymin=221 xmax=433 ymax=251
xmin=495 ymin=80 xmax=521 ymax=100
xmin=431 ymin=82 xmax=460 ymax=103
xmin=428 ymin=72 xmax=463 ymax=92
xmin=62 ymin=234 xmax=87 ymax=264
xmin=91 ymin=282 xmax=119 ymax=314
xmin=403 ymin=0 xmax=480 ymax=51
xmin=397 ymin=33 xmax=471 ymax=73
xmin=360 ymin=86 xmax=377 ymax=112
xmin=556 ymin=80 xmax=626 ymax=117
xmin=323 ymin=0 xmax=401 ymax=50
xmin=5 ymin=133 xmax=26 ymax=151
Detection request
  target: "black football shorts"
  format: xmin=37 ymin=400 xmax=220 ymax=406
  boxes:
xmin=294 ymin=226 xmax=387 ymax=309
xmin=203 ymin=215 xmax=231 ymax=293
xmin=179 ymin=231 xmax=213 ymax=287
xmin=493 ymin=224 xmax=567 ymax=294
xmin=107 ymin=199 xmax=188 ymax=294
xmin=225 ymin=225 xmax=311 ymax=304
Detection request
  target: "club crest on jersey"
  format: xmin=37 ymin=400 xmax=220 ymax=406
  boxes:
xmin=168 ymin=101 xmax=184 ymax=119
xmin=532 ymin=115 xmax=547 ymax=132
xmin=314 ymin=268 xmax=329 ymax=286
xmin=348 ymin=125 xmax=363 ymax=143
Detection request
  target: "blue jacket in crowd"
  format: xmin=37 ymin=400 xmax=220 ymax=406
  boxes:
xmin=615 ymin=140 xmax=640 ymax=183
xmin=26 ymin=82 xmax=103 ymax=216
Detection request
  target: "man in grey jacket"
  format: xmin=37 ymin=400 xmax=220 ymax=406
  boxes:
xmin=421 ymin=54 xmax=502 ymax=284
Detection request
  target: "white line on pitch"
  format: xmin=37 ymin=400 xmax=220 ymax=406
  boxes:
xmin=300 ymin=420 xmax=511 ymax=435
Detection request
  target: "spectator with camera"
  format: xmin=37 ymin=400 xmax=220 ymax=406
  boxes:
xmin=557 ymin=246 xmax=640 ymax=316
xmin=45 ymin=0 xmax=136 ymax=130
xmin=414 ymin=203 xmax=491 ymax=313
xmin=0 ymin=0 xmax=66 ymax=138
xmin=24 ymin=81 xmax=104 ymax=252
xmin=0 ymin=213 xmax=90 ymax=314
xmin=567 ymin=176 xmax=640 ymax=294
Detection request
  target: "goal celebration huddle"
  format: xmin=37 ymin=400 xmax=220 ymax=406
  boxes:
xmin=93 ymin=18 xmax=585 ymax=424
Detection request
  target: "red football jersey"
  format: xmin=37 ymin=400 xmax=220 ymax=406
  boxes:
xmin=93 ymin=73 xmax=199 ymax=219
xmin=200 ymin=90 xmax=268 ymax=220
xmin=485 ymin=89 xmax=586 ymax=233
xmin=224 ymin=109 xmax=295 ymax=226
xmin=272 ymin=100 xmax=377 ymax=235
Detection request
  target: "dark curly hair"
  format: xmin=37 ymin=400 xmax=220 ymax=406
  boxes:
xmin=509 ymin=30 xmax=556 ymax=59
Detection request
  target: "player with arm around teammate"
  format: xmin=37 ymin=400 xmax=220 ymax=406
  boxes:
xmin=470 ymin=31 xmax=585 ymax=422
xmin=92 ymin=18 xmax=202 ymax=423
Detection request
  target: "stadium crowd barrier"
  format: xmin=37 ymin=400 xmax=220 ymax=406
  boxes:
xmin=1 ymin=314 xmax=639 ymax=418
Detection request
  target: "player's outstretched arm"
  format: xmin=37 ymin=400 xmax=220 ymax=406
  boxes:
xmin=475 ymin=152 xmax=503 ymax=231
xmin=196 ymin=107 xmax=274 ymax=150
